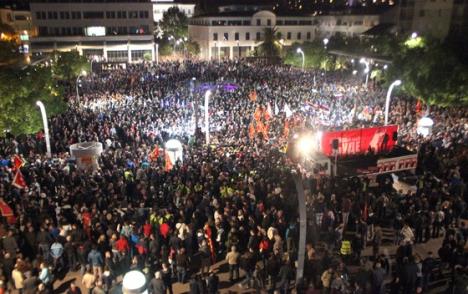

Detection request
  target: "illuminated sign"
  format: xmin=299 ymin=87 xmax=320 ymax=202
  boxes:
xmin=84 ymin=26 xmax=106 ymax=37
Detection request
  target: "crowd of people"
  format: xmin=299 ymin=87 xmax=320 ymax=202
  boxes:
xmin=0 ymin=60 xmax=467 ymax=294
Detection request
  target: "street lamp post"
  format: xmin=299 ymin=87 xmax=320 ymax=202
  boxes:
xmin=360 ymin=58 xmax=370 ymax=88
xmin=36 ymin=101 xmax=51 ymax=158
xmin=323 ymin=37 xmax=329 ymax=49
xmin=75 ymin=70 xmax=87 ymax=103
xmin=384 ymin=80 xmax=402 ymax=125
xmin=190 ymin=77 xmax=199 ymax=130
xmin=155 ymin=43 xmax=159 ymax=65
xmin=293 ymin=174 xmax=307 ymax=284
xmin=204 ymin=90 xmax=211 ymax=145
xmin=296 ymin=48 xmax=305 ymax=71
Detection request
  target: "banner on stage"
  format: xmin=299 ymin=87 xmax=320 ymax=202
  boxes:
xmin=321 ymin=125 xmax=398 ymax=156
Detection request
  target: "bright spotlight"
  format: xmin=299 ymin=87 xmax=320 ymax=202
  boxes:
xmin=297 ymin=135 xmax=314 ymax=155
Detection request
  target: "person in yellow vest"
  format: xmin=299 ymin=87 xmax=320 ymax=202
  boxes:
xmin=340 ymin=236 xmax=352 ymax=263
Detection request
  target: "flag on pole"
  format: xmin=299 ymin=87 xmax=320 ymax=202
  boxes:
xmin=284 ymin=103 xmax=293 ymax=118
xmin=12 ymin=155 xmax=24 ymax=171
xmin=0 ymin=199 xmax=15 ymax=224
xmin=164 ymin=151 xmax=173 ymax=172
xmin=274 ymin=101 xmax=279 ymax=115
xmin=12 ymin=170 xmax=27 ymax=189
xmin=149 ymin=145 xmax=160 ymax=161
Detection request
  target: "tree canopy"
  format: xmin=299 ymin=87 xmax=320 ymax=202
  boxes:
xmin=52 ymin=51 xmax=90 ymax=82
xmin=0 ymin=66 xmax=66 ymax=135
xmin=159 ymin=7 xmax=188 ymax=40
xmin=254 ymin=27 xmax=282 ymax=57
xmin=385 ymin=39 xmax=468 ymax=106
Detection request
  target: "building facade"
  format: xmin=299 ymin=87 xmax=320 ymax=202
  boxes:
xmin=30 ymin=0 xmax=155 ymax=63
xmin=152 ymin=0 xmax=195 ymax=22
xmin=189 ymin=10 xmax=379 ymax=60
xmin=394 ymin=0 xmax=468 ymax=39
xmin=0 ymin=7 xmax=36 ymax=56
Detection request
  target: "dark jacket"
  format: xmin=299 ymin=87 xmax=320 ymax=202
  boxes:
xmin=149 ymin=278 xmax=165 ymax=294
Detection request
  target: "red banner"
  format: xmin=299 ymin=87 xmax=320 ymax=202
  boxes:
xmin=321 ymin=125 xmax=398 ymax=156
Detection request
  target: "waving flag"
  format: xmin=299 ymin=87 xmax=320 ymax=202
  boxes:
xmin=0 ymin=199 xmax=15 ymax=224
xmin=284 ymin=103 xmax=293 ymax=118
xmin=12 ymin=155 xmax=24 ymax=171
xmin=164 ymin=151 xmax=173 ymax=172
xmin=12 ymin=170 xmax=27 ymax=189
xmin=149 ymin=145 xmax=160 ymax=161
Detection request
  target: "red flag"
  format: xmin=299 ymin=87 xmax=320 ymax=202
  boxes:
xmin=12 ymin=155 xmax=24 ymax=171
xmin=164 ymin=151 xmax=173 ymax=172
xmin=204 ymin=224 xmax=216 ymax=263
xmin=254 ymin=106 xmax=263 ymax=122
xmin=149 ymin=146 xmax=159 ymax=161
xmin=256 ymin=120 xmax=265 ymax=134
xmin=248 ymin=123 xmax=256 ymax=139
xmin=415 ymin=99 xmax=422 ymax=114
xmin=12 ymin=170 xmax=27 ymax=189
xmin=0 ymin=199 xmax=15 ymax=224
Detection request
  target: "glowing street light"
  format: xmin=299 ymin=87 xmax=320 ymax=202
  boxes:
xmin=296 ymin=48 xmax=305 ymax=71
xmin=76 ymin=70 xmax=87 ymax=103
xmin=122 ymin=270 xmax=147 ymax=294
xmin=323 ymin=38 xmax=329 ymax=49
xmin=411 ymin=32 xmax=418 ymax=39
xmin=204 ymin=90 xmax=211 ymax=145
xmin=360 ymin=58 xmax=370 ymax=87
xmin=36 ymin=101 xmax=51 ymax=158
xmin=384 ymin=80 xmax=402 ymax=125
xmin=417 ymin=116 xmax=434 ymax=137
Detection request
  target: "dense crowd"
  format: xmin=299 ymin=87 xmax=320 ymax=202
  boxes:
xmin=0 ymin=60 xmax=467 ymax=294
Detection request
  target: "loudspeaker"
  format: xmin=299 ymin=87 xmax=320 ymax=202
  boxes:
xmin=392 ymin=131 xmax=398 ymax=141
xmin=332 ymin=139 xmax=339 ymax=150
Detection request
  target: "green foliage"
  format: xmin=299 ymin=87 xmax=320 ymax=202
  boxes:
xmin=256 ymin=27 xmax=282 ymax=57
xmin=159 ymin=40 xmax=173 ymax=56
xmin=385 ymin=39 xmax=468 ymax=106
xmin=0 ymin=66 xmax=66 ymax=135
xmin=284 ymin=41 xmax=331 ymax=69
xmin=0 ymin=41 xmax=21 ymax=65
xmin=143 ymin=52 xmax=152 ymax=61
xmin=186 ymin=41 xmax=200 ymax=56
xmin=52 ymin=50 xmax=90 ymax=81
xmin=159 ymin=7 xmax=188 ymax=40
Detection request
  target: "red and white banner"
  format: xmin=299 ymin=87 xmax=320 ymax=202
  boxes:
xmin=376 ymin=154 xmax=418 ymax=173
xmin=321 ymin=125 xmax=398 ymax=157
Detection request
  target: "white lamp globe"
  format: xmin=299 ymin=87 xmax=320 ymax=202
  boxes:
xmin=122 ymin=270 xmax=147 ymax=294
